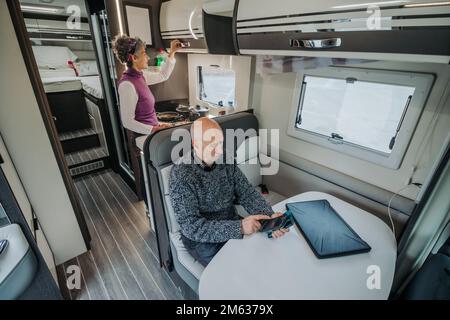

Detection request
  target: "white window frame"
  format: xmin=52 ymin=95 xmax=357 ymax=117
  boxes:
xmin=197 ymin=65 xmax=236 ymax=107
xmin=287 ymin=67 xmax=434 ymax=169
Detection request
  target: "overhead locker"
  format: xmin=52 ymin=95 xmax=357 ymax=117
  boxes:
xmin=160 ymin=0 xmax=237 ymax=54
xmin=160 ymin=0 xmax=207 ymax=53
xmin=235 ymin=0 xmax=450 ymax=63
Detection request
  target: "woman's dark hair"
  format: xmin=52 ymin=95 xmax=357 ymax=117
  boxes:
xmin=112 ymin=34 xmax=144 ymax=68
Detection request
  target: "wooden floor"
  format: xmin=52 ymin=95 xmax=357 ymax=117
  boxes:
xmin=56 ymin=170 xmax=184 ymax=300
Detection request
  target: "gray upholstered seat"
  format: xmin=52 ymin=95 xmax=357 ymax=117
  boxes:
xmin=159 ymin=135 xmax=286 ymax=293
xmin=234 ymin=136 xmax=286 ymax=216
xmin=160 ymin=164 xmax=205 ymax=281
xmin=145 ymin=112 xmax=286 ymax=295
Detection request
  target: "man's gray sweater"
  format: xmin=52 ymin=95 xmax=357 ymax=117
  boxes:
xmin=169 ymin=155 xmax=274 ymax=243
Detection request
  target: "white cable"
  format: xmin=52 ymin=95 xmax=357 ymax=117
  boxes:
xmin=387 ymin=184 xmax=414 ymax=236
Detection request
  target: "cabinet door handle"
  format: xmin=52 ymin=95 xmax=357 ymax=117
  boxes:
xmin=290 ymin=38 xmax=342 ymax=49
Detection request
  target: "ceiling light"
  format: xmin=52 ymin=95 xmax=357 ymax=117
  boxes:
xmin=403 ymin=1 xmax=450 ymax=7
xmin=332 ymin=1 xmax=409 ymax=9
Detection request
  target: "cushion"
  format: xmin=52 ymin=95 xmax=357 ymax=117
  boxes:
xmin=32 ymin=46 xmax=78 ymax=69
xmin=169 ymin=231 xmax=204 ymax=280
xmin=76 ymin=60 xmax=98 ymax=76
xmin=236 ymin=135 xmax=261 ymax=187
xmin=235 ymin=135 xmax=259 ymax=164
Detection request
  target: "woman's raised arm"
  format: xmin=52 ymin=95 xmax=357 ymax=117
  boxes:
xmin=143 ymin=40 xmax=181 ymax=85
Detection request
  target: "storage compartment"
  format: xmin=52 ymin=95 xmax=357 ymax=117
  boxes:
xmin=160 ymin=0 xmax=207 ymax=53
xmin=236 ymin=0 xmax=450 ymax=63
xmin=25 ymin=18 xmax=91 ymax=41
xmin=203 ymin=0 xmax=237 ymax=54
xmin=47 ymin=90 xmax=91 ymax=133
xmin=160 ymin=0 xmax=238 ymax=54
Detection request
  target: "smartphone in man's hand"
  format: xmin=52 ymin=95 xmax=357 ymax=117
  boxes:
xmin=259 ymin=215 xmax=292 ymax=233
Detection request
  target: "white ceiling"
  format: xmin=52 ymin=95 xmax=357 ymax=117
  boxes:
xmin=20 ymin=0 xmax=89 ymax=17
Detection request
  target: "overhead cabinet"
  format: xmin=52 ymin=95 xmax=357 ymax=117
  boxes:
xmin=160 ymin=0 xmax=237 ymax=54
xmin=25 ymin=18 xmax=91 ymax=41
xmin=160 ymin=0 xmax=207 ymax=53
xmin=235 ymin=0 xmax=450 ymax=63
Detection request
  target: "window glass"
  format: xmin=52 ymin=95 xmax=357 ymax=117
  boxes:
xmin=198 ymin=66 xmax=235 ymax=107
xmin=296 ymin=75 xmax=415 ymax=154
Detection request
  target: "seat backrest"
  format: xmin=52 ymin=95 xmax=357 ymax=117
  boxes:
xmin=235 ymin=135 xmax=262 ymax=187
xmin=160 ymin=164 xmax=180 ymax=233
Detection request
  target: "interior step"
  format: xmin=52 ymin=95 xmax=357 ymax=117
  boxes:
xmin=65 ymin=146 xmax=108 ymax=167
xmin=59 ymin=128 xmax=97 ymax=141
xmin=59 ymin=128 xmax=100 ymax=154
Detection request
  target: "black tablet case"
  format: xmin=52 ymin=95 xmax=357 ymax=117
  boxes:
xmin=286 ymin=200 xmax=371 ymax=258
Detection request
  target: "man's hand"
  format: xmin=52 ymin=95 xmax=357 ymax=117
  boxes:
xmin=270 ymin=212 xmax=290 ymax=239
xmin=241 ymin=214 xmax=270 ymax=235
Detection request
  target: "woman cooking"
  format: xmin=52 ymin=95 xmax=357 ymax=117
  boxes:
xmin=113 ymin=35 xmax=181 ymax=134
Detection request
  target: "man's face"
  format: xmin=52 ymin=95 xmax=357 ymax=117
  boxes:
xmin=193 ymin=126 xmax=224 ymax=165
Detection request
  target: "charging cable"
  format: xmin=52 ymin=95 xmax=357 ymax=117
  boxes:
xmin=387 ymin=166 xmax=422 ymax=236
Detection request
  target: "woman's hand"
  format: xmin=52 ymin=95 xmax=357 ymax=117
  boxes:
xmin=168 ymin=40 xmax=182 ymax=59
xmin=152 ymin=122 xmax=173 ymax=133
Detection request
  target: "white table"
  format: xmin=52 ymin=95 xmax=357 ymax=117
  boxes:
xmin=199 ymin=191 xmax=397 ymax=300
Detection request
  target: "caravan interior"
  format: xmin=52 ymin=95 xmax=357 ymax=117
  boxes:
xmin=0 ymin=0 xmax=449 ymax=301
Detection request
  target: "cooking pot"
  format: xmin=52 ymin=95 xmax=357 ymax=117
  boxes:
xmin=193 ymin=105 xmax=209 ymax=117
xmin=156 ymin=111 xmax=182 ymax=123
xmin=175 ymin=105 xmax=191 ymax=119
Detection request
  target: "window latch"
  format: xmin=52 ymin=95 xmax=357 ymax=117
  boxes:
xmin=296 ymin=114 xmax=302 ymax=126
xmin=389 ymin=95 xmax=412 ymax=150
xmin=328 ymin=132 xmax=344 ymax=144
xmin=295 ymin=81 xmax=307 ymax=127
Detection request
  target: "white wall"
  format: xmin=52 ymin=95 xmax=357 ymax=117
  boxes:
xmin=151 ymin=53 xmax=189 ymax=102
xmin=251 ymin=59 xmax=450 ymax=200
xmin=0 ymin=2 xmax=87 ymax=265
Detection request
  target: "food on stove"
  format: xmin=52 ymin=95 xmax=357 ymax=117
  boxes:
xmin=157 ymin=112 xmax=179 ymax=121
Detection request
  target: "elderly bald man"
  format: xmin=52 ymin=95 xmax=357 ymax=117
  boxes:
xmin=169 ymin=118 xmax=288 ymax=267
